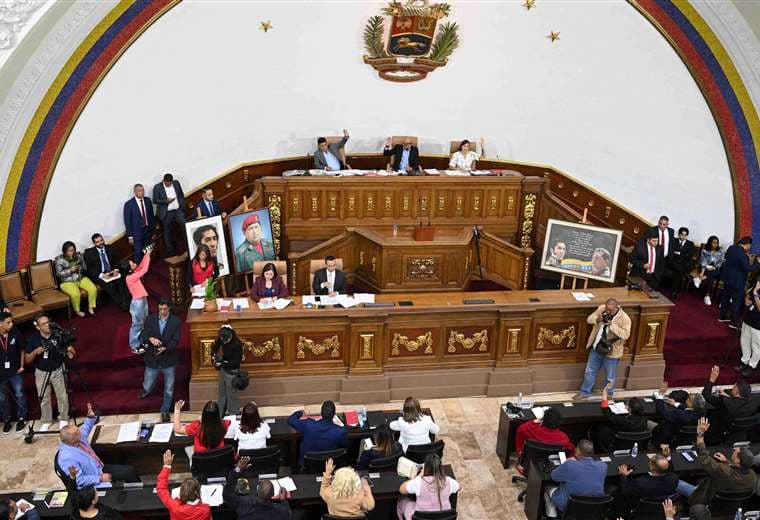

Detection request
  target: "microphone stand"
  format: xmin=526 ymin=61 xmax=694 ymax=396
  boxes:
xmin=473 ymin=226 xmax=484 ymax=280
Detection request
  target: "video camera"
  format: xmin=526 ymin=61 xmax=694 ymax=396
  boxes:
xmin=45 ymin=323 xmax=76 ymax=354
xmin=135 ymin=339 xmax=162 ymax=355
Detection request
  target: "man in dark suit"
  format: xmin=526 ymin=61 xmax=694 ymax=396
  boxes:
xmin=152 ymin=173 xmax=186 ymax=257
xmin=197 ymin=186 xmax=226 ymax=219
xmin=651 ymin=389 xmax=705 ymax=446
xmin=617 ymin=454 xmax=678 ymax=515
xmin=123 ymin=184 xmax=155 ymax=262
xmin=383 ymin=136 xmax=421 ymax=174
xmin=311 ymin=255 xmax=347 ymax=296
xmin=630 ymin=229 xmax=665 ymax=289
xmin=650 ymin=215 xmax=675 ymax=259
xmin=137 ymin=298 xmax=181 ymax=423
xmin=701 ymin=365 xmax=757 ymax=444
xmin=668 ymin=226 xmax=697 ymax=300
xmin=287 ymin=400 xmax=347 ymax=467
xmin=313 ymin=129 xmax=349 ymax=171
xmin=84 ymin=233 xmax=130 ymax=311
xmin=719 ymin=236 xmax=760 ymax=328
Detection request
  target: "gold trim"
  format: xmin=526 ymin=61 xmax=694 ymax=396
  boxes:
xmin=244 ymin=337 xmax=281 ymax=360
xmin=296 ymin=335 xmax=340 ymax=359
xmin=348 ymin=197 xmax=355 ymax=211
xmin=360 ymin=333 xmax=374 ymax=360
xmin=489 ymin=196 xmax=497 ymax=211
xmin=391 ymin=332 xmax=433 ymax=355
xmin=359 ymin=250 xmax=365 ymax=265
xmin=447 ymin=329 xmax=488 ymax=353
xmin=536 ymin=325 xmax=576 ymax=350
xmin=267 ymin=194 xmax=282 ymax=256
xmin=507 ymin=194 xmax=515 ymax=212
xmin=311 ymin=196 xmax=318 ymax=212
xmin=201 ymin=339 xmax=215 ymax=366
xmin=473 ymin=195 xmax=480 ymax=212
xmin=290 ymin=261 xmax=296 ymax=294
xmin=372 ymin=256 xmax=377 ymax=272
xmin=403 ymin=196 xmax=410 ymax=211
xmin=438 ymin=196 xmax=445 ymax=212
xmin=329 ymin=196 xmax=337 ymax=212
xmin=507 ymin=328 xmax=521 ymax=353
xmin=292 ymin=196 xmax=300 ymax=214
xmin=367 ymin=196 xmax=375 ymax=212
xmin=645 ymin=322 xmax=660 ymax=347
xmin=385 ymin=196 xmax=392 ymax=211
xmin=420 ymin=196 xmax=428 ymax=212
xmin=520 ymin=193 xmax=537 ymax=248
xmin=522 ymin=256 xmax=530 ymax=289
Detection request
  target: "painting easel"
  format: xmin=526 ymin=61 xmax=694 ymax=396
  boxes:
xmin=560 ymin=208 xmax=591 ymax=290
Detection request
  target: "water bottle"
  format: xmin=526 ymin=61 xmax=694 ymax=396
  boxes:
xmin=735 ymin=508 xmax=743 ymax=520
xmin=517 ymin=392 xmax=523 ymax=407
xmin=359 ymin=407 xmax=367 ymax=427
xmin=631 ymin=442 xmax=638 ymax=458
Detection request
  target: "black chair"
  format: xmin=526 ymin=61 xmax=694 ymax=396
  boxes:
xmin=304 ymin=448 xmax=347 ymax=474
xmin=322 ymin=515 xmax=365 ymax=520
xmin=192 ymin=445 xmax=235 ymax=482
xmin=563 ymin=495 xmax=613 ymax=520
xmin=613 ymin=431 xmax=651 ymax=452
xmin=710 ymin=488 xmax=754 ymax=516
xmin=406 ymin=440 xmax=445 ymax=464
xmin=53 ymin=451 xmax=75 ymax=490
xmin=630 ymin=494 xmax=676 ymax=520
xmin=412 ymin=511 xmax=458 ymax=520
xmin=675 ymin=424 xmax=698 ymax=446
xmin=238 ymin=445 xmax=281 ymax=476
xmin=725 ymin=415 xmax=759 ymax=445
xmin=512 ymin=440 xmax=565 ymax=503
xmin=368 ymin=450 xmax=402 ymax=471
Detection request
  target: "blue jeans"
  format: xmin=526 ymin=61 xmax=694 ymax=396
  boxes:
xmin=129 ymin=297 xmax=149 ymax=350
xmin=143 ymin=365 xmax=175 ymax=413
xmin=580 ymin=348 xmax=619 ymax=397
xmin=677 ymin=480 xmax=696 ymax=497
xmin=0 ymin=373 xmax=27 ymax=420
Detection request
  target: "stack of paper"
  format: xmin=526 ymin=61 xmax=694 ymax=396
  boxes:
xmin=302 ymin=295 xmax=317 ymax=305
xmin=232 ymin=298 xmax=250 ymax=309
xmin=444 ymin=170 xmax=470 ymax=176
xmin=336 ymin=295 xmax=358 ymax=308
xmin=96 ymin=425 xmax=121 ymax=444
xmin=191 ymin=285 xmax=205 ymax=298
xmin=149 ymin=423 xmax=173 ymax=443
xmin=189 ymin=299 xmax=205 ymax=310
xmin=571 ymin=292 xmax=591 ymax=302
xmin=15 ymin=499 xmax=35 ymax=519
xmin=609 ymin=402 xmax=629 ymax=415
xmin=116 ymin=421 xmax=140 ymax=443
xmin=354 ymin=293 xmax=375 ymax=304
xmin=424 ymin=169 xmax=440 ymax=175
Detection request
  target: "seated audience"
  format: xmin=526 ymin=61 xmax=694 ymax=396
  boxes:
xmin=157 ymin=450 xmax=211 ymax=520
xmin=389 ymin=397 xmax=440 ymax=452
xmin=591 ymin=383 xmax=648 ymax=453
xmin=668 ymin=226 xmax=696 ymax=299
xmin=0 ymin=499 xmax=39 ymax=520
xmin=617 ymin=454 xmax=678 ymax=516
xmin=383 ymin=136 xmax=421 ymax=174
xmin=738 ymin=275 xmax=760 ymax=377
xmin=58 ymin=402 xmax=139 ymax=488
xmin=701 ymin=365 xmax=756 ymax=444
xmin=694 ymin=235 xmax=724 ymax=305
xmin=651 ymin=385 xmax=705 ymax=446
xmin=235 ymin=401 xmax=271 ymax=451
xmin=84 ymin=233 xmax=130 ymax=311
xmin=287 ymin=400 xmax=347 ymax=467
xmin=320 ymin=457 xmax=375 ymax=517
xmin=677 ymin=418 xmax=757 ymax=506
xmin=314 ymin=130 xmax=349 ymax=171
xmin=173 ymin=399 xmax=230 ymax=461
xmin=719 ymin=236 xmax=760 ymax=329
xmin=545 ymin=439 xmax=606 ymax=518
xmin=515 ymin=407 xmax=575 ymax=470
xmin=223 ymin=456 xmax=293 ymax=520
xmin=449 ymin=138 xmax=485 ymax=171
xmin=187 ymin=244 xmax=218 ymax=288
xmin=311 ymin=255 xmax=347 ymax=296
xmin=66 ymin=467 xmax=122 ymax=519
xmin=0 ymin=311 xmax=26 ymax=433
xmin=397 ymin=453 xmax=460 ymax=520
xmin=357 ymin=425 xmax=401 ymax=470
xmin=55 ymin=241 xmax=98 ymax=317
xmin=251 ymin=262 xmax=289 ymax=302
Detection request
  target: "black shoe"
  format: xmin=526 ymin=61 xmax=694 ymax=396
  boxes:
xmin=671 ymin=291 xmax=679 ymax=300
xmin=15 ymin=420 xmax=25 ymax=433
xmin=729 ymin=322 xmax=739 ymax=330
xmin=137 ymin=390 xmax=150 ymax=400
xmin=735 ymin=363 xmax=747 ymax=372
xmin=741 ymin=366 xmax=755 ymax=378
xmin=2 ymin=421 xmax=11 ymax=434
xmin=161 ymin=412 xmax=171 ymax=423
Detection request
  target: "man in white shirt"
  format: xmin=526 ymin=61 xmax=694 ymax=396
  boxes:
xmin=153 ymin=173 xmax=186 ymax=257
xmin=312 ymin=256 xmax=347 ymax=296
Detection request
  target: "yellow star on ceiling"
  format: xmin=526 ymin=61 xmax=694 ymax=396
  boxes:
xmin=547 ymin=30 xmax=560 ymax=42
xmin=260 ymin=20 xmax=273 ymax=33
xmin=523 ymin=0 xmax=536 ymax=10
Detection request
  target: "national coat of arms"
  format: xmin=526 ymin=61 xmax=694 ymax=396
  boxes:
xmin=363 ymin=0 xmax=460 ymax=83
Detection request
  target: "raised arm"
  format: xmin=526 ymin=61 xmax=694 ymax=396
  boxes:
xmin=287 ymin=410 xmax=306 ymax=431
xmin=172 ymin=400 xmax=187 ymax=435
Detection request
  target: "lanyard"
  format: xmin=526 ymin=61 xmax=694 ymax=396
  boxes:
xmin=0 ymin=334 xmax=8 ymax=354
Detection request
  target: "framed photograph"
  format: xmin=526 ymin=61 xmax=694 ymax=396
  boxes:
xmin=185 ymin=215 xmax=230 ymax=277
xmin=541 ymin=218 xmax=623 ymax=283
xmin=228 ymin=208 xmax=276 ymax=273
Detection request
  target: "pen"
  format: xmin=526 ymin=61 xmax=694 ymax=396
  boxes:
xmin=211 ymin=488 xmax=216 ymax=496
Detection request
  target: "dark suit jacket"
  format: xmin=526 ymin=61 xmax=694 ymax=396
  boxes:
xmin=84 ymin=245 xmax=119 ymax=282
xmin=313 ymin=136 xmax=348 ymax=170
xmin=152 ymin=181 xmax=186 ymax=220
xmin=223 ymin=470 xmax=292 ymax=520
xmin=123 ymin=197 xmax=155 ymax=239
xmin=602 ymin=407 xmax=648 ymax=433
xmin=646 ymin=226 xmax=675 ymax=257
xmin=669 ymin=239 xmax=696 ymax=273
xmin=383 ymin=144 xmax=421 ymax=171
xmin=140 ymin=313 xmax=181 ymax=368
xmin=721 ymin=244 xmax=760 ymax=289
xmin=251 ymin=276 xmax=289 ymax=302
xmin=630 ymin=242 xmax=665 ymax=282
xmin=287 ymin=411 xmax=347 ymax=465
xmin=702 ymin=381 xmax=758 ymax=439
xmin=311 ymin=268 xmax=347 ymax=295
xmin=197 ymin=199 xmax=222 ymax=219
xmin=620 ymin=472 xmax=679 ymax=499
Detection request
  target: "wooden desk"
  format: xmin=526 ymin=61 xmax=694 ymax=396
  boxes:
xmin=187 ymin=288 xmax=672 ymax=406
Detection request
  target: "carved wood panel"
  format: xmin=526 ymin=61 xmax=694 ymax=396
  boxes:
xmin=446 ymin=326 xmax=491 ymax=355
xmin=389 ymin=329 xmax=436 ymax=357
xmin=242 ymin=335 xmax=284 ymax=363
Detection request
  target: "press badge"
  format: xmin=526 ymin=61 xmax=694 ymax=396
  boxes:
xmin=3 ymin=362 xmax=9 ymax=369
xmin=43 ymin=352 xmax=49 ymax=359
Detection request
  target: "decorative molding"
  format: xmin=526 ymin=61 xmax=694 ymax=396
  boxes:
xmin=267 ymin=194 xmax=282 ymax=256
xmin=407 ymin=257 xmax=437 ymax=279
xmin=391 ymin=331 xmax=433 ymax=355
xmin=447 ymin=329 xmax=488 ymax=353
xmin=359 ymin=333 xmax=374 ymax=360
xmin=244 ymin=337 xmax=281 ymax=360
xmin=296 ymin=334 xmax=340 ymax=359
xmin=536 ymin=325 xmax=576 ymax=350
xmin=507 ymin=328 xmax=521 ymax=353
xmin=645 ymin=322 xmax=660 ymax=347
xmin=520 ymin=193 xmax=536 ymax=248
xmin=0 ymin=1 xmax=47 ymax=52
xmin=201 ymin=339 xmax=215 ymax=366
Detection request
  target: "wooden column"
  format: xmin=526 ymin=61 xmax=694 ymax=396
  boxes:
xmin=165 ymin=253 xmax=189 ymax=308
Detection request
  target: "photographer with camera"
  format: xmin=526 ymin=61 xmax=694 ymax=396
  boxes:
xmin=0 ymin=311 xmax=27 ymax=434
xmin=213 ymin=324 xmax=243 ymax=416
xmin=137 ymin=299 xmax=181 ymax=423
xmin=24 ymin=314 xmax=74 ymax=431
xmin=573 ymin=298 xmax=631 ymax=401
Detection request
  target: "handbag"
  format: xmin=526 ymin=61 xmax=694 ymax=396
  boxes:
xmin=595 ymin=325 xmax=615 ymax=356
xmin=232 ymin=369 xmax=250 ymax=390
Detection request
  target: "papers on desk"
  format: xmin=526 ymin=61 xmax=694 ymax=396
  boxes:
xmin=424 ymin=168 xmax=440 ymax=175
xmin=201 ymin=485 xmax=224 ymax=506
xmin=443 ymin=169 xmax=470 ymax=176
xmin=191 ymin=285 xmax=205 ymax=298
xmin=189 ymin=299 xmax=205 ymax=310
xmin=45 ymin=491 xmax=68 ymax=508
xmin=571 ymin=292 xmax=595 ymax=302
xmin=96 ymin=425 xmax=121 ymax=444
xmin=257 ymin=298 xmax=293 ymax=310
xmin=216 ymin=299 xmax=232 ymax=311
xmin=149 ymin=423 xmax=174 ymax=443
xmin=354 ymin=293 xmax=375 ymax=304
xmin=302 ymin=295 xmax=317 ymax=305
xmin=319 ymin=295 xmax=340 ymax=305
xmin=117 ymin=421 xmax=140 ymax=443
xmin=232 ymin=298 xmax=250 ymax=309
xmin=15 ymin=499 xmax=34 ymax=519
xmin=608 ymin=402 xmax=629 ymax=415
xmin=470 ymin=170 xmax=493 ymax=176
xmin=336 ymin=295 xmax=358 ymax=308
xmin=270 ymin=477 xmax=297 ymax=495
xmin=531 ymin=406 xmax=550 ymax=420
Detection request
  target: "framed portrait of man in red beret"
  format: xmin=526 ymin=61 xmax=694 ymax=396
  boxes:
xmin=228 ymin=208 xmax=276 ymax=273
xmin=184 ymin=215 xmax=230 ymax=277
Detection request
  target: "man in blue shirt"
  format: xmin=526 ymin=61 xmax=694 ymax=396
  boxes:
xmin=287 ymin=400 xmax=347 ymax=468
xmin=546 ymin=439 xmax=607 ymax=517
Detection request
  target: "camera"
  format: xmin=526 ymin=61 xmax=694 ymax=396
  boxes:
xmin=45 ymin=323 xmax=76 ymax=354
xmin=135 ymin=340 xmax=162 ymax=355
xmin=601 ymin=311 xmax=613 ymax=322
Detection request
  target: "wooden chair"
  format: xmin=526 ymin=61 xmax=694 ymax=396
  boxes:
xmin=0 ymin=270 xmax=43 ymax=323
xmin=449 ymin=139 xmax=478 ymax=154
xmin=309 ymin=258 xmax=343 ymax=295
xmin=28 ymin=260 xmax=73 ymax=319
xmin=243 ymin=260 xmax=288 ymax=294
xmin=387 ymin=136 xmax=419 ymax=170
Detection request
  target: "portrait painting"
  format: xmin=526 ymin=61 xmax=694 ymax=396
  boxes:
xmin=184 ymin=215 xmax=230 ymax=277
xmin=228 ymin=208 xmax=276 ymax=273
xmin=541 ymin=219 xmax=623 ymax=283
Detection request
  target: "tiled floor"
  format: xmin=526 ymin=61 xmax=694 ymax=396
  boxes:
xmin=0 ymin=387 xmax=706 ymax=519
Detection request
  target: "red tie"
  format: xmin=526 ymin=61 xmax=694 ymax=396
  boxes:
xmin=139 ymin=198 xmax=147 ymax=226
xmin=77 ymin=441 xmax=104 ymax=468
xmin=648 ymin=246 xmax=655 ymax=273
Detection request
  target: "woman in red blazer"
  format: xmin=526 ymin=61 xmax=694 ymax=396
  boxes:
xmin=251 ymin=262 xmax=289 ymax=302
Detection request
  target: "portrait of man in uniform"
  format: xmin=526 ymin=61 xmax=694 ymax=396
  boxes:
xmin=229 ymin=208 xmax=276 ymax=273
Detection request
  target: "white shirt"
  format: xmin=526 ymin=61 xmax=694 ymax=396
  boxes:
xmin=234 ymin=421 xmax=271 ymax=450
xmin=389 ymin=414 xmax=440 ymax=451
xmin=449 ymin=150 xmax=480 ymax=170
xmin=163 ymin=183 xmax=179 ymax=211
xmin=405 ymin=475 xmax=460 ymax=495
xmin=593 ymin=321 xmax=607 ymax=349
xmin=327 ymin=269 xmax=335 ymax=290
xmin=659 ymin=228 xmax=669 ymax=257
xmin=647 ymin=244 xmax=657 ymax=273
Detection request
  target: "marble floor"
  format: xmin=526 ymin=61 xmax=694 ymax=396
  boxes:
xmin=0 ymin=387 xmax=707 ymax=519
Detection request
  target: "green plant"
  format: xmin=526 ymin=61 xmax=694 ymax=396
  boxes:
xmin=430 ymin=21 xmax=459 ymax=62
xmin=363 ymin=16 xmax=387 ymax=58
xmin=204 ymin=278 xmax=216 ymax=301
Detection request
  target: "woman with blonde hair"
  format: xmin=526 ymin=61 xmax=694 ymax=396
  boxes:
xmin=390 ymin=396 xmax=440 ymax=452
xmin=319 ymin=458 xmax=375 ymax=517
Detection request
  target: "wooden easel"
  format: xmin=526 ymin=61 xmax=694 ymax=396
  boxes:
xmin=560 ymin=208 xmax=591 ymax=290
